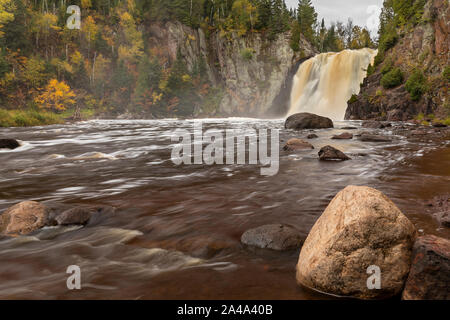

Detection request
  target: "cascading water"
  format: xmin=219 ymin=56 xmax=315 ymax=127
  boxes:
xmin=288 ymin=48 xmax=377 ymax=120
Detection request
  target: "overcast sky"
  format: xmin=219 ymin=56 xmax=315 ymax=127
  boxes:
xmin=286 ymin=0 xmax=384 ymax=34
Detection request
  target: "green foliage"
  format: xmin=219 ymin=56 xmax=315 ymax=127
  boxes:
xmin=0 ymin=108 xmax=62 ymax=127
xmin=380 ymin=59 xmax=393 ymax=75
xmin=348 ymin=94 xmax=358 ymax=104
xmin=381 ymin=68 xmax=404 ymax=88
xmin=405 ymin=69 xmax=428 ymax=101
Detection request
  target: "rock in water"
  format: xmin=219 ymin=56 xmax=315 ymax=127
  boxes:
xmin=55 ymin=207 xmax=94 ymax=225
xmin=285 ymin=113 xmax=334 ymax=130
xmin=296 ymin=186 xmax=417 ymax=299
xmin=0 ymin=139 xmax=20 ymax=150
xmin=0 ymin=201 xmax=49 ymax=236
xmin=241 ymin=224 xmax=305 ymax=251
xmin=318 ymin=146 xmax=351 ymax=161
xmin=332 ymin=132 xmax=353 ymax=140
xmin=283 ymin=138 xmax=314 ymax=152
xmin=307 ymin=134 xmax=318 ymax=139
xmin=402 ymin=235 xmax=450 ymax=300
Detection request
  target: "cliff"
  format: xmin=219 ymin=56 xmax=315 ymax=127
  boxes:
xmin=346 ymin=0 xmax=449 ymax=122
xmin=147 ymin=22 xmax=317 ymax=118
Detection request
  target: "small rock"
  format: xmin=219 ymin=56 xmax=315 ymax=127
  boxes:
xmin=283 ymin=138 xmax=314 ymax=151
xmin=402 ymin=235 xmax=450 ymax=300
xmin=341 ymin=127 xmax=358 ymax=130
xmin=55 ymin=207 xmax=94 ymax=225
xmin=296 ymin=186 xmax=417 ymax=299
xmin=307 ymin=134 xmax=318 ymax=139
xmin=360 ymin=134 xmax=392 ymax=142
xmin=332 ymin=132 xmax=353 ymax=140
xmin=318 ymin=146 xmax=351 ymax=161
xmin=0 ymin=139 xmax=20 ymax=150
xmin=432 ymin=122 xmax=448 ymax=128
xmin=362 ymin=121 xmax=390 ymax=129
xmin=241 ymin=224 xmax=305 ymax=251
xmin=0 ymin=201 xmax=49 ymax=236
xmin=285 ymin=113 xmax=334 ymax=130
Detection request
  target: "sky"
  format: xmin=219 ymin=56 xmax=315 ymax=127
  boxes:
xmin=286 ymin=0 xmax=384 ymax=35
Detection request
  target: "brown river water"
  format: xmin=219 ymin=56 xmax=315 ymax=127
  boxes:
xmin=0 ymin=119 xmax=449 ymax=299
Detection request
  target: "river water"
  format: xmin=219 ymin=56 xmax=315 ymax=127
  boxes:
xmin=0 ymin=119 xmax=449 ymax=299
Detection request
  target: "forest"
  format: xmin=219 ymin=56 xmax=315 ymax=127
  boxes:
xmin=0 ymin=0 xmax=380 ymax=125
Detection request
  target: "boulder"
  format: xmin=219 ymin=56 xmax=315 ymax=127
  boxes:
xmin=307 ymin=134 xmax=319 ymax=139
xmin=402 ymin=235 xmax=450 ymax=300
xmin=362 ymin=121 xmax=391 ymax=129
xmin=332 ymin=132 xmax=353 ymax=140
xmin=0 ymin=201 xmax=49 ymax=236
xmin=0 ymin=139 xmax=20 ymax=150
xmin=283 ymin=138 xmax=314 ymax=152
xmin=241 ymin=224 xmax=305 ymax=251
xmin=285 ymin=113 xmax=333 ymax=130
xmin=296 ymin=186 xmax=417 ymax=299
xmin=55 ymin=207 xmax=94 ymax=225
xmin=360 ymin=134 xmax=392 ymax=142
xmin=318 ymin=146 xmax=351 ymax=161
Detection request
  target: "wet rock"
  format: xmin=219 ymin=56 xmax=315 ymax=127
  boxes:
xmin=318 ymin=146 xmax=351 ymax=161
xmin=307 ymin=134 xmax=318 ymax=139
xmin=241 ymin=224 xmax=305 ymax=251
xmin=55 ymin=207 xmax=94 ymax=225
xmin=285 ymin=113 xmax=333 ymax=130
xmin=362 ymin=121 xmax=391 ymax=129
xmin=341 ymin=127 xmax=358 ymax=130
xmin=425 ymin=195 xmax=450 ymax=228
xmin=283 ymin=138 xmax=314 ymax=151
xmin=432 ymin=122 xmax=448 ymax=128
xmin=296 ymin=186 xmax=417 ymax=299
xmin=0 ymin=201 xmax=49 ymax=236
xmin=359 ymin=134 xmax=392 ymax=142
xmin=0 ymin=139 xmax=20 ymax=150
xmin=402 ymin=235 xmax=450 ymax=300
xmin=332 ymin=132 xmax=353 ymax=140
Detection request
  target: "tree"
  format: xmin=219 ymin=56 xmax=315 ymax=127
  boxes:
xmin=0 ymin=0 xmax=14 ymax=37
xmin=35 ymin=79 xmax=76 ymax=112
xmin=297 ymin=0 xmax=317 ymax=43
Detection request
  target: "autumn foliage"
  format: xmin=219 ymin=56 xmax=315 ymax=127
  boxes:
xmin=35 ymin=79 xmax=76 ymax=112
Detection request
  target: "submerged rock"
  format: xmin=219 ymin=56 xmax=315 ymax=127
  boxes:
xmin=0 ymin=139 xmax=20 ymax=150
xmin=402 ymin=235 xmax=450 ymax=300
xmin=55 ymin=207 xmax=94 ymax=226
xmin=425 ymin=195 xmax=450 ymax=228
xmin=296 ymin=186 xmax=417 ymax=299
xmin=241 ymin=224 xmax=305 ymax=251
xmin=360 ymin=134 xmax=392 ymax=142
xmin=283 ymin=138 xmax=314 ymax=152
xmin=332 ymin=132 xmax=353 ymax=140
xmin=0 ymin=201 xmax=49 ymax=236
xmin=318 ymin=146 xmax=351 ymax=161
xmin=285 ymin=113 xmax=333 ymax=130
xmin=307 ymin=133 xmax=318 ymax=139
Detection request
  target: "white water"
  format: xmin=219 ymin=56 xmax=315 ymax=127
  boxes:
xmin=288 ymin=48 xmax=377 ymax=120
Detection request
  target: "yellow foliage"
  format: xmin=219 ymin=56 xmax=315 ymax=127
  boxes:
xmin=35 ymin=79 xmax=76 ymax=112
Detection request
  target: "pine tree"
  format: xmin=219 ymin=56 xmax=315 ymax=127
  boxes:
xmin=297 ymin=0 xmax=317 ymax=43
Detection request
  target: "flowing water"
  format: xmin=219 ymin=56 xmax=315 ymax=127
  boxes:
xmin=288 ymin=49 xmax=377 ymax=120
xmin=0 ymin=119 xmax=449 ymax=299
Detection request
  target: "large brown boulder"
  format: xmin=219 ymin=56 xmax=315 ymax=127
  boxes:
xmin=285 ymin=113 xmax=334 ymax=130
xmin=0 ymin=201 xmax=49 ymax=236
xmin=402 ymin=235 xmax=450 ymax=300
xmin=296 ymin=186 xmax=417 ymax=299
xmin=318 ymin=146 xmax=351 ymax=161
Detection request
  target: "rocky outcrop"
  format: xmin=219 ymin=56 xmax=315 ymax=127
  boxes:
xmin=0 ymin=139 xmax=20 ymax=150
xmin=147 ymin=22 xmax=317 ymax=117
xmin=346 ymin=0 xmax=449 ymax=121
xmin=318 ymin=146 xmax=351 ymax=161
xmin=283 ymin=138 xmax=314 ymax=151
xmin=402 ymin=235 xmax=450 ymax=300
xmin=296 ymin=186 xmax=417 ymax=299
xmin=241 ymin=224 xmax=305 ymax=251
xmin=285 ymin=113 xmax=334 ymax=130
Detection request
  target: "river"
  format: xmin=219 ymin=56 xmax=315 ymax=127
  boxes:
xmin=0 ymin=119 xmax=449 ymax=299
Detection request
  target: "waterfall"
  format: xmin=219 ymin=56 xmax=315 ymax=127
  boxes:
xmin=287 ymin=48 xmax=377 ymax=120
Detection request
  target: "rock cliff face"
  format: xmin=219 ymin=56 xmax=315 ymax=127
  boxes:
xmin=147 ymin=22 xmax=317 ymax=117
xmin=346 ymin=0 xmax=449 ymax=121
